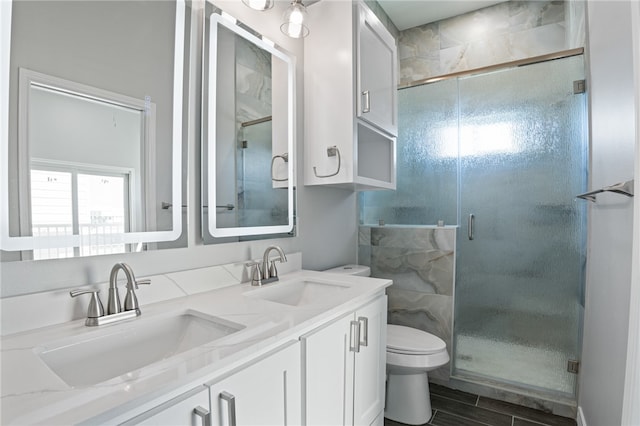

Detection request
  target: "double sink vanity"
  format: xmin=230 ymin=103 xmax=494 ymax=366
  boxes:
xmin=1 ymin=259 xmax=391 ymax=425
xmin=0 ymin=0 xmax=399 ymax=424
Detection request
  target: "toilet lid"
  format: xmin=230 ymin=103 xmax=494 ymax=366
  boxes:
xmin=387 ymin=324 xmax=446 ymax=355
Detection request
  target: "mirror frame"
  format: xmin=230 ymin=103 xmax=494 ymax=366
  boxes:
xmin=0 ymin=0 xmax=186 ymax=252
xmin=206 ymin=10 xmax=295 ymax=238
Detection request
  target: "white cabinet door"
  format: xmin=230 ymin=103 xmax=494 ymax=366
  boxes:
xmin=353 ymin=296 xmax=387 ymax=426
xmin=356 ymin=5 xmax=397 ymax=136
xmin=122 ymin=386 xmax=211 ymax=426
xmin=302 ymin=296 xmax=387 ymax=426
xmin=302 ymin=314 xmax=355 ymax=426
xmin=207 ymin=342 xmax=301 ymax=426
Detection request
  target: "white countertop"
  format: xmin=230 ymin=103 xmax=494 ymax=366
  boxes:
xmin=1 ymin=269 xmax=391 ymax=425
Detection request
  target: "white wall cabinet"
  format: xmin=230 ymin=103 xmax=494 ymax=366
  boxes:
xmin=304 ymin=1 xmax=397 ymax=190
xmin=302 ymin=296 xmax=387 ymax=426
xmin=206 ymin=341 xmax=301 ymax=426
xmin=356 ymin=7 xmax=397 ymax=135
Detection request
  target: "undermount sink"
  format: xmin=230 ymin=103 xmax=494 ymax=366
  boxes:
xmin=245 ymin=279 xmax=350 ymax=307
xmin=36 ymin=310 xmax=244 ymax=387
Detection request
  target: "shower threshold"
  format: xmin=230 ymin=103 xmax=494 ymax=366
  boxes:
xmin=441 ymin=333 xmax=578 ymax=418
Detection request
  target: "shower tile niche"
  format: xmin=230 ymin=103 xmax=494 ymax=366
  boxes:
xmin=359 ymin=225 xmax=455 ymax=382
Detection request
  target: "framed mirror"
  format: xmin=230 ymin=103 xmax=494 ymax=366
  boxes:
xmin=203 ymin=5 xmax=295 ymax=239
xmin=0 ymin=0 xmax=187 ymax=259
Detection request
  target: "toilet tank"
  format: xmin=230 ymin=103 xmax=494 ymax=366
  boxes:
xmin=323 ymin=264 xmax=371 ymax=277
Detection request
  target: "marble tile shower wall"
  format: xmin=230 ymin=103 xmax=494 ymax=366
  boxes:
xmin=235 ymin=36 xmax=271 ymax=123
xmin=398 ymin=0 xmax=585 ymax=86
xmin=359 ymin=226 xmax=455 ymax=382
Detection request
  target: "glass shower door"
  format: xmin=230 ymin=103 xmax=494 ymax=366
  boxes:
xmin=453 ymin=55 xmax=588 ymax=396
xmin=238 ymin=119 xmax=288 ymax=228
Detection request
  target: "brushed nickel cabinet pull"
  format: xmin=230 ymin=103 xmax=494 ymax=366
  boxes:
xmin=220 ymin=391 xmax=237 ymax=426
xmin=350 ymin=320 xmax=361 ymax=353
xmin=193 ymin=406 xmax=211 ymax=426
xmin=362 ymin=90 xmax=371 ymax=113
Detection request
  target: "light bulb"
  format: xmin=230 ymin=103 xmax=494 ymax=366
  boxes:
xmin=289 ymin=8 xmax=304 ymax=24
xmin=281 ymin=1 xmax=309 ymax=38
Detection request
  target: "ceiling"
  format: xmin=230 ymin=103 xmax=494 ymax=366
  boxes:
xmin=377 ymin=0 xmax=507 ymax=31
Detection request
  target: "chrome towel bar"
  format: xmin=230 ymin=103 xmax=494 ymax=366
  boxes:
xmin=161 ymin=202 xmax=235 ymax=210
xmin=576 ymin=180 xmax=634 ymax=202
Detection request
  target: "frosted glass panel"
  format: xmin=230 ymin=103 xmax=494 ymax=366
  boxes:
xmin=360 ymin=79 xmax=458 ymax=226
xmin=453 ymin=55 xmax=587 ymax=396
xmin=357 ymin=54 xmax=587 ymax=398
xmin=236 ymin=120 xmax=288 ymax=228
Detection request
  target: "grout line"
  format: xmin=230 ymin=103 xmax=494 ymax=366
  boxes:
xmin=429 ymin=409 xmax=437 ymax=424
xmin=431 ymin=389 xmax=571 ymax=426
xmin=512 ymin=415 xmax=551 ymax=426
xmin=430 ymin=390 xmax=479 ymax=408
xmin=432 ymin=408 xmax=494 ymax=426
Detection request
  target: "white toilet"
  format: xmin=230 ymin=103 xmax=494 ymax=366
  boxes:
xmin=385 ymin=324 xmax=449 ymax=425
xmin=324 ymin=264 xmax=372 ymax=277
xmin=324 ymin=264 xmax=450 ymax=426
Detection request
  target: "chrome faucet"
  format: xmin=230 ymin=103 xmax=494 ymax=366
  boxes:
xmin=261 ymin=246 xmax=287 ymax=285
xmin=108 ymin=262 xmax=151 ymax=315
xmin=70 ymin=263 xmax=151 ymax=326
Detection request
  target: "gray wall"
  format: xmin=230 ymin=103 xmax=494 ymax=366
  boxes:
xmin=298 ymin=186 xmax=357 ymax=271
xmin=579 ymin=1 xmax=637 ymax=424
xmin=8 ymin=1 xmax=176 ymax=237
xmin=0 ymin=0 xmax=358 ymax=298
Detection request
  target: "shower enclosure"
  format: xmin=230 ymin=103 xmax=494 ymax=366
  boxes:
xmin=236 ymin=118 xmax=288 ymax=229
xmin=360 ymin=54 xmax=587 ymax=400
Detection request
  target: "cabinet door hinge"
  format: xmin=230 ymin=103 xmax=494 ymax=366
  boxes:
xmin=573 ymin=80 xmax=586 ymax=94
xmin=567 ymin=359 xmax=580 ymax=374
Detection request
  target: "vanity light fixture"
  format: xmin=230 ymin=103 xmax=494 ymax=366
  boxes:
xmin=280 ymin=0 xmax=309 ymax=39
xmin=241 ymin=0 xmax=274 ymax=11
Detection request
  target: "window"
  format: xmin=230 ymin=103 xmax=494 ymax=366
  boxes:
xmin=15 ymin=68 xmax=157 ymax=259
xmin=30 ymin=162 xmax=131 ymax=259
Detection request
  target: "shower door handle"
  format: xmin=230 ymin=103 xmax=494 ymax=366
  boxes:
xmin=468 ymin=214 xmax=475 ymax=240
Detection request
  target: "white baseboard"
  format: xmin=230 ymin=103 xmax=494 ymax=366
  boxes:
xmin=577 ymin=406 xmax=587 ymax=426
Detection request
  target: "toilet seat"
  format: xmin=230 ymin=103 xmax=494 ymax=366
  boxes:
xmin=387 ymin=324 xmax=446 ymax=355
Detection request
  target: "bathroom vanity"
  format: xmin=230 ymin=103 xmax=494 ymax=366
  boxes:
xmin=0 ymin=267 xmax=391 ymax=425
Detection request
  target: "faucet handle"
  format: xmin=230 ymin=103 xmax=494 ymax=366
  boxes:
xmin=269 ymin=260 xmax=279 ymax=280
xmin=124 ymin=278 xmax=151 ymax=312
xmin=70 ymin=289 xmax=105 ymax=319
xmin=246 ymin=262 xmax=263 ymax=286
xmin=134 ymin=278 xmax=152 ymax=289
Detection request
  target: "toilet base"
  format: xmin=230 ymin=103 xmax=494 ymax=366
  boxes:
xmin=384 ymin=371 xmax=432 ymax=425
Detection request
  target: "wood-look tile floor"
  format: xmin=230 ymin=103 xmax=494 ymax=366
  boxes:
xmin=384 ymin=384 xmax=577 ymax=426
